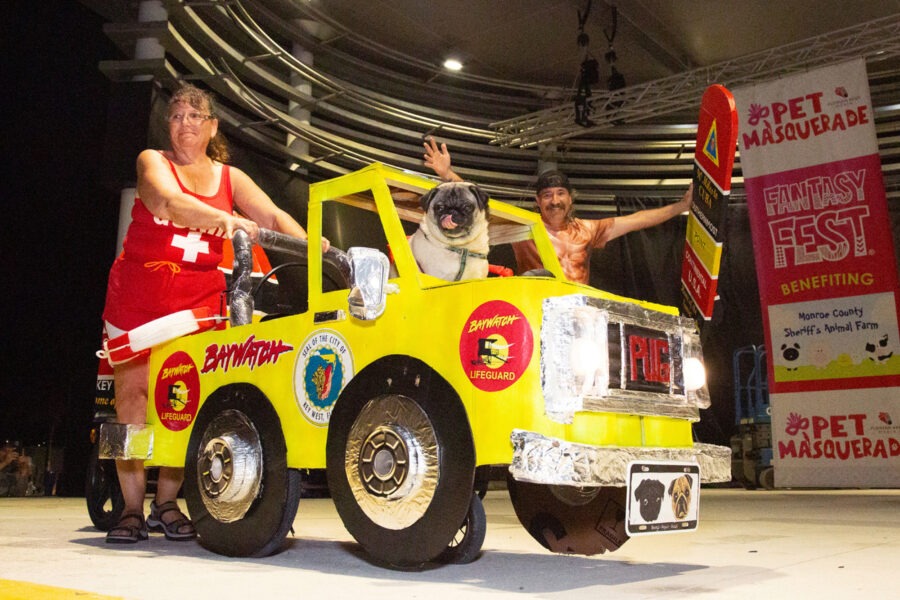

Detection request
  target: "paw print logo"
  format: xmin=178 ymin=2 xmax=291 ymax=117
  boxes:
xmin=785 ymin=412 xmax=809 ymax=436
xmin=748 ymin=103 xmax=770 ymax=126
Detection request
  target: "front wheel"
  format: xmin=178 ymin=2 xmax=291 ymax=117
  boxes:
xmin=507 ymin=475 xmax=630 ymax=555
xmin=184 ymin=384 xmax=301 ymax=557
xmin=326 ymin=356 xmax=476 ymax=568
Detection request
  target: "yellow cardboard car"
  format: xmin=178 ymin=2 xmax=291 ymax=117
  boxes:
xmin=101 ymin=163 xmax=730 ymax=566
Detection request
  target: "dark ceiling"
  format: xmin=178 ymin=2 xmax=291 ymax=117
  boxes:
xmin=297 ymin=0 xmax=900 ymax=90
xmin=82 ymin=1 xmax=900 ymax=202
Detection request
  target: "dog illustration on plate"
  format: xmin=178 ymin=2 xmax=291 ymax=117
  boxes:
xmin=633 ymin=478 xmax=665 ymax=521
xmin=669 ymin=474 xmax=694 ymax=520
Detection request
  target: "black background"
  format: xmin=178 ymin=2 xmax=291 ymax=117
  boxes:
xmin=3 ymin=3 xmax=121 ymax=494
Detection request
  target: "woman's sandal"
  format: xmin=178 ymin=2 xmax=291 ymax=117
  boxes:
xmin=147 ymin=500 xmax=197 ymax=541
xmin=106 ymin=511 xmax=149 ymax=544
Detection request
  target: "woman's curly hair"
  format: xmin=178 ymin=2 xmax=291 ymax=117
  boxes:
xmin=168 ymin=84 xmax=230 ymax=163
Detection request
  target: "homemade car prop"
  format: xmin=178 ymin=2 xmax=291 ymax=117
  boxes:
xmin=97 ymin=163 xmax=730 ymax=567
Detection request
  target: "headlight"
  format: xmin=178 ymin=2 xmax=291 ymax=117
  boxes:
xmin=569 ymin=306 xmax=610 ymax=396
xmin=541 ymin=301 xmax=611 ymax=420
xmin=680 ymin=322 xmax=711 ymax=409
xmin=570 ymin=336 xmax=604 ymax=376
xmin=683 ymin=357 xmax=706 ymax=391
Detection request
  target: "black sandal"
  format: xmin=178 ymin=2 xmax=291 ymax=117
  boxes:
xmin=147 ymin=500 xmax=197 ymax=541
xmin=106 ymin=511 xmax=148 ymax=544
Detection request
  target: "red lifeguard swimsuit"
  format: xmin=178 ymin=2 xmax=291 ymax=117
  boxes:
xmin=103 ymin=154 xmax=233 ymax=330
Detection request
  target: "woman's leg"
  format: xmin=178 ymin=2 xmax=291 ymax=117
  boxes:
xmin=155 ymin=466 xmax=184 ymax=504
xmin=113 ymin=357 xmax=150 ymax=515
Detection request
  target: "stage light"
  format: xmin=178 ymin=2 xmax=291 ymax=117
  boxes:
xmin=608 ymin=65 xmax=626 ymax=91
xmin=443 ymin=58 xmax=463 ymax=72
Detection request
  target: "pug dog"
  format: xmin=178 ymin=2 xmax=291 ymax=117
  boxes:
xmin=410 ymin=182 xmax=490 ymax=281
xmin=668 ymin=474 xmax=693 ymax=520
xmin=633 ymin=478 xmax=664 ymax=522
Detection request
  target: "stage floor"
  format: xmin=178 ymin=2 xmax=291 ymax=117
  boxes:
xmin=1 ymin=488 xmax=898 ymax=599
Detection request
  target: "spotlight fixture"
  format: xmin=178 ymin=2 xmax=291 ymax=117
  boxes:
xmin=573 ymin=0 xmax=597 ymax=127
xmin=603 ymin=5 xmax=626 ymax=92
xmin=443 ymin=57 xmax=463 ymax=72
xmin=608 ymin=65 xmax=626 ymax=91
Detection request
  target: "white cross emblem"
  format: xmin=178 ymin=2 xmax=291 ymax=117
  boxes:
xmin=171 ymin=231 xmax=210 ymax=263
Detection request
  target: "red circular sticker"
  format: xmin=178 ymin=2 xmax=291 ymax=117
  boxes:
xmin=459 ymin=300 xmax=533 ymax=391
xmin=154 ymin=351 xmax=200 ymax=431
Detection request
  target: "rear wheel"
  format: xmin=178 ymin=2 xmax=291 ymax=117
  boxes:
xmin=85 ymin=441 xmax=124 ymax=531
xmin=438 ymin=493 xmax=486 ymax=564
xmin=327 ymin=356 xmax=475 ymax=568
xmin=759 ymin=467 xmax=775 ymax=490
xmin=184 ymin=384 xmax=301 ymax=557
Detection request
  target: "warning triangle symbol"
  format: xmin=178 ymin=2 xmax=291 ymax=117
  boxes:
xmin=703 ymin=120 xmax=719 ymax=167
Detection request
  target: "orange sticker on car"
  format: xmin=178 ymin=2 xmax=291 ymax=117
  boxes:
xmin=459 ymin=300 xmax=533 ymax=391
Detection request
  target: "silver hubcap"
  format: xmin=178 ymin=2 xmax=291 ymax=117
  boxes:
xmin=197 ymin=409 xmax=263 ymax=523
xmin=359 ymin=429 xmax=410 ymax=496
xmin=345 ymin=395 xmax=438 ymax=530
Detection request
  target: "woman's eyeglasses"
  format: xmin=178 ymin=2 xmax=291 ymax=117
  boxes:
xmin=168 ymin=112 xmax=212 ymax=125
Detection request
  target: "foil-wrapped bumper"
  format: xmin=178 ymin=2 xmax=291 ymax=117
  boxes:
xmin=509 ymin=429 xmax=731 ymax=486
xmin=97 ymin=422 xmax=154 ymax=460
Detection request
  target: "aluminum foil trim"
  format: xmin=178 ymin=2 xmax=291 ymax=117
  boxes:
xmin=582 ymin=392 xmax=700 ymax=421
xmin=541 ymin=295 xmax=707 ymax=423
xmin=347 ymin=247 xmax=390 ymax=320
xmin=97 ymin=422 xmax=154 ymax=460
xmin=509 ymin=429 xmax=731 ymax=486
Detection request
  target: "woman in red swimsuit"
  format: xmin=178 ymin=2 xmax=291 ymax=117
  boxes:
xmin=102 ymin=84 xmax=324 ymax=544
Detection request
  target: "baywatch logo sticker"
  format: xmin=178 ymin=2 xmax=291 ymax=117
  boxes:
xmin=460 ymin=300 xmax=533 ymax=391
xmin=294 ymin=330 xmax=353 ymax=426
xmin=154 ymin=351 xmax=200 ymax=432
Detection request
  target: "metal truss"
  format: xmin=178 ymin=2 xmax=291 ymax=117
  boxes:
xmin=491 ymin=14 xmax=900 ymax=148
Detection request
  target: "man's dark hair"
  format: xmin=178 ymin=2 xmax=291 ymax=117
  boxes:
xmin=535 ymin=170 xmax=572 ymax=193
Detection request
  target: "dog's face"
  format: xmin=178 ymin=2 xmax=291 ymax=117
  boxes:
xmin=419 ymin=182 xmax=489 ymax=241
xmin=668 ymin=474 xmax=693 ymax=520
xmin=634 ymin=478 xmax=664 ymax=522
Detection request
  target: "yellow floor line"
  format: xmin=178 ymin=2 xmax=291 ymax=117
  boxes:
xmin=0 ymin=579 xmax=123 ymax=600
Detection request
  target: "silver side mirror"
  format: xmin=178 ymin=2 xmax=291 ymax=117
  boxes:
xmin=347 ymin=247 xmax=390 ymax=320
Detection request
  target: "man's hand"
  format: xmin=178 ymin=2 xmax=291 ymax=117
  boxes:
xmin=423 ymin=137 xmax=461 ymax=182
xmin=677 ymin=182 xmax=694 ymax=212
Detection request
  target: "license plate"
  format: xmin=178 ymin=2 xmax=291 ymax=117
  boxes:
xmin=623 ymin=325 xmax=672 ymax=393
xmin=625 ymin=461 xmax=700 ymax=536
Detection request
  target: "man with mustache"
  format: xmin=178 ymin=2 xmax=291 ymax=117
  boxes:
xmin=424 ymin=138 xmax=692 ymax=285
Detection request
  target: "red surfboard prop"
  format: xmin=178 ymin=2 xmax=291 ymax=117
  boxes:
xmin=681 ymin=84 xmax=738 ymax=322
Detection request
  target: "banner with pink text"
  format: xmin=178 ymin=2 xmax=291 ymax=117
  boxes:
xmin=735 ymin=58 xmax=900 ymax=487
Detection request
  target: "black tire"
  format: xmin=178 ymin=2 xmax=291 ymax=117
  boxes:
xmin=759 ymin=467 xmax=775 ymax=490
xmin=507 ymin=476 xmax=630 ymax=555
xmin=438 ymin=493 xmax=486 ymax=564
xmin=326 ymin=356 xmax=475 ymax=568
xmin=85 ymin=441 xmax=124 ymax=531
xmin=184 ymin=384 xmax=301 ymax=557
